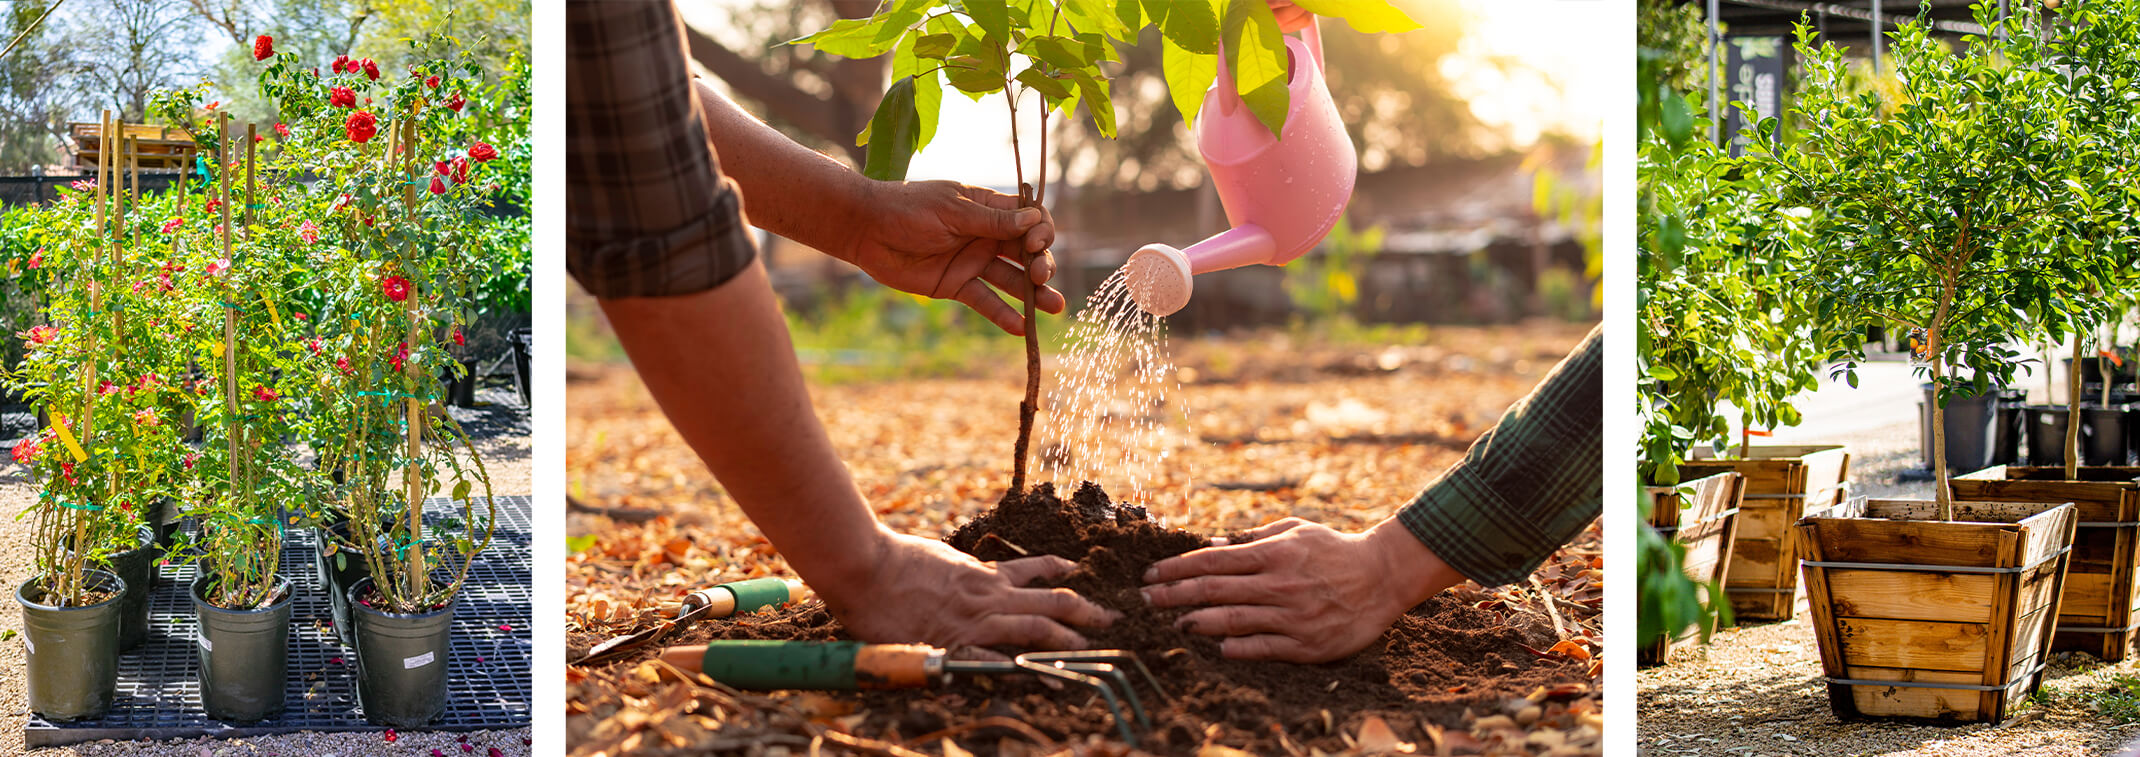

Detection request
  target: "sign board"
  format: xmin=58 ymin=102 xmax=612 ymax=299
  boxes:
xmin=1724 ymin=35 xmax=1790 ymax=156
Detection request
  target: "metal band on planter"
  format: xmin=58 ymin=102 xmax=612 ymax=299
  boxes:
xmin=1800 ymin=544 xmax=2070 ymax=575
xmin=2077 ymin=520 xmax=2140 ymax=528
xmin=1650 ymin=507 xmax=1739 ymax=537
xmin=1824 ymin=662 xmax=2048 ymax=692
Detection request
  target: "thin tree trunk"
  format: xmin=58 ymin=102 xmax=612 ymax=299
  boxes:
xmin=1929 ymin=281 xmax=1955 ymax=521
xmin=2068 ymin=333 xmax=2084 ymax=480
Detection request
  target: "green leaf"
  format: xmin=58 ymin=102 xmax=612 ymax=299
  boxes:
xmin=1158 ymin=0 xmax=1219 ymax=54
xmin=1116 ymin=0 xmax=1145 ymax=33
xmin=791 ymin=12 xmax=915 ymax=59
xmin=914 ymin=69 xmax=943 ymax=151
xmin=1162 ymin=34 xmax=1217 ymax=124
xmin=1650 ymin=364 xmax=1680 ymax=382
xmin=1060 ymin=0 xmax=1131 ymax=41
xmin=1222 ymin=0 xmax=1290 ymax=136
xmin=965 ymin=0 xmax=1011 ymax=42
xmin=1020 ymin=36 xmax=1092 ymax=70
xmin=862 ymin=77 xmax=922 ymax=181
xmin=945 ymin=58 xmax=1006 ymax=94
xmin=1660 ymin=89 xmax=1692 ymax=148
xmin=1286 ymin=0 xmax=1424 ymax=33
xmin=1016 ymin=66 xmax=1074 ymax=100
xmin=452 ymin=480 xmax=472 ymax=501
xmin=565 ymin=534 xmax=598 ymax=555
xmin=914 ymin=33 xmax=957 ymax=59
xmin=1064 ymin=68 xmax=1117 ymax=138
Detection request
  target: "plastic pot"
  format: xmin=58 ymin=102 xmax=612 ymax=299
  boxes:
xmin=1992 ymin=388 xmax=2028 ymax=467
xmin=152 ymin=497 xmax=181 ymax=550
xmin=313 ymin=522 xmax=371 ymax=648
xmin=2025 ymin=404 xmax=2133 ymax=466
xmin=62 ymin=524 xmax=156 ymax=651
xmin=191 ymin=573 xmax=294 ymax=722
xmin=1920 ymin=384 xmax=2002 ymax=472
xmin=17 ymin=570 xmax=126 ymax=721
xmin=440 ymin=358 xmax=479 ymax=408
xmin=510 ymin=327 xmax=532 ymax=406
xmin=349 ymin=577 xmax=457 ymax=727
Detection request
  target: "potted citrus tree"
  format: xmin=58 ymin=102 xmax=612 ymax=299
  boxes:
xmin=1756 ymin=9 xmax=2081 ymax=723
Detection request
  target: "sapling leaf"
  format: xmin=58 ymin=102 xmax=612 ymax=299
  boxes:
xmin=1158 ymin=0 xmax=1219 ymax=54
xmin=1021 ymin=36 xmax=1091 ymax=70
xmin=1061 ymin=0 xmax=1130 ymax=41
xmin=1016 ymin=67 xmax=1074 ymax=100
xmin=792 ymin=16 xmax=904 ymax=58
xmin=1116 ymin=0 xmax=1145 ymax=33
xmin=915 ymin=69 xmax=944 ymax=150
xmin=914 ymin=32 xmax=957 ymax=59
xmin=1222 ymin=0 xmax=1290 ymax=136
xmin=1162 ymin=34 xmax=1217 ymax=123
xmin=1287 ymin=0 xmax=1424 ymax=33
xmin=1064 ymin=68 xmax=1117 ymax=138
xmin=965 ymin=0 xmax=1012 ymax=42
xmin=861 ymin=77 xmax=922 ymax=181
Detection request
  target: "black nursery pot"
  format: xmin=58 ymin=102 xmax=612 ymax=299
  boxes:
xmin=440 ymin=358 xmax=479 ymax=408
xmin=313 ymin=521 xmax=371 ymax=648
xmin=349 ymin=577 xmax=457 ymax=727
xmin=152 ymin=497 xmax=181 ymax=550
xmin=191 ymin=573 xmax=294 ymax=722
xmin=1993 ymin=388 xmax=2028 ymax=467
xmin=17 ymin=570 xmax=126 ymax=721
xmin=2024 ymin=404 xmax=2135 ymax=466
xmin=1921 ymin=384 xmax=2002 ymax=472
xmin=509 ymin=327 xmax=533 ymax=406
xmin=63 ymin=524 xmax=157 ymax=651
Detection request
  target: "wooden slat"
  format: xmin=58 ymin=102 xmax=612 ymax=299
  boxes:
xmin=1842 ymin=665 xmax=1986 ymax=721
xmin=1979 ymin=527 xmax=2022 ymax=719
xmin=1837 ymin=617 xmax=1987 ymax=672
xmin=1949 ymin=474 xmax=2135 ymax=523
xmin=1824 ymin=569 xmax=1995 ymax=623
xmin=1808 ymin=517 xmax=2010 ymax=568
xmin=2061 ymin=571 xmax=2113 ymax=622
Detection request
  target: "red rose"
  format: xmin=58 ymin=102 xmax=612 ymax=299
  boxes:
xmin=205 ymin=198 xmax=221 ymax=215
xmin=446 ymin=93 xmax=465 ymax=113
xmin=467 ymin=142 xmax=498 ymax=162
xmin=452 ymin=328 xmax=465 ymax=346
xmin=21 ymin=325 xmax=56 ymax=345
xmin=435 ymin=160 xmax=451 ymax=177
xmin=329 ymin=86 xmax=356 ymax=108
xmin=362 ymin=58 xmax=380 ymax=80
xmin=428 ymin=176 xmax=446 ymax=195
xmin=253 ymin=35 xmax=273 ymax=61
xmin=274 ymin=122 xmax=289 ymax=138
xmin=26 ymin=250 xmax=40 ymax=268
xmin=253 ymin=385 xmax=278 ymax=402
xmin=184 ymin=452 xmax=198 ymax=470
xmin=388 ymin=342 xmax=409 ymax=372
xmin=331 ymin=55 xmax=348 ymax=73
xmin=381 ymin=274 xmax=411 ymax=302
xmin=335 ymin=356 xmax=353 ymax=376
xmin=345 ymin=110 xmax=377 ymax=143
xmin=425 ymin=75 xmax=440 ymax=88
xmin=451 ymin=156 xmax=470 ymax=185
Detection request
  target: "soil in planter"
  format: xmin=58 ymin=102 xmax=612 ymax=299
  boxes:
xmin=646 ymin=482 xmax=1588 ymax=754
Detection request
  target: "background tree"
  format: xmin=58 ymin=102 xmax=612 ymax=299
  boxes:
xmin=0 ymin=0 xmax=81 ymax=171
xmin=60 ymin=0 xmax=201 ymax=122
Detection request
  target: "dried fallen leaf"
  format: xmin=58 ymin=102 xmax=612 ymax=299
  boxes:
xmin=1547 ymin=639 xmax=1592 ymax=661
xmin=1355 ymin=715 xmax=1416 ymax=754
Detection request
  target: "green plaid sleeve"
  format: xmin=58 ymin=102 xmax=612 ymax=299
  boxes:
xmin=1397 ymin=324 xmax=1601 ymax=587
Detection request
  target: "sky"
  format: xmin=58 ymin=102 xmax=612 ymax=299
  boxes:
xmin=684 ymin=0 xmax=1612 ymax=188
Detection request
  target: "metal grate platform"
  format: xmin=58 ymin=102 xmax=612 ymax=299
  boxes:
xmin=25 ymin=495 xmax=533 ymax=747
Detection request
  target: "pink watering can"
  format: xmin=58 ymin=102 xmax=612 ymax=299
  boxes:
xmin=1123 ymin=18 xmax=1358 ymax=317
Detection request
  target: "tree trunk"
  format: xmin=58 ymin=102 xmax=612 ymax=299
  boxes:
xmin=2068 ymin=333 xmax=2084 ymax=480
xmin=1010 ymin=184 xmax=1039 ymax=495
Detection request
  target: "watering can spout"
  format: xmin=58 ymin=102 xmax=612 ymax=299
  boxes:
xmin=1117 ymin=17 xmax=1357 ymax=318
xmin=1124 ymin=225 xmax=1277 ymax=317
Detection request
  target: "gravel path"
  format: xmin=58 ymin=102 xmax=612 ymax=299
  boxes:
xmin=1640 ymin=351 xmax=2140 ymax=755
xmin=0 ymin=384 xmax=530 ymax=756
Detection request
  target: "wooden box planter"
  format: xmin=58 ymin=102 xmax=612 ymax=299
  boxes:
xmin=1797 ymin=499 xmax=2078 ymax=724
xmin=1684 ymin=444 xmax=1853 ymax=622
xmin=1639 ymin=470 xmax=1744 ymax=666
xmin=1952 ymin=465 xmax=2140 ymax=661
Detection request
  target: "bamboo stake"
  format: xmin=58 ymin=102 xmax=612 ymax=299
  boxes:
xmin=220 ymin=113 xmax=240 ymax=601
xmin=400 ymin=106 xmax=426 ymax=596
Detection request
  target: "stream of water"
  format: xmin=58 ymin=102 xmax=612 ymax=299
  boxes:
xmin=1037 ymin=269 xmax=1191 ymax=506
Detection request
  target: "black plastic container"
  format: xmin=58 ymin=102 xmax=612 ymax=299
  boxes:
xmin=440 ymin=358 xmax=479 ymax=408
xmin=1993 ymin=388 xmax=2028 ymax=466
xmin=17 ymin=570 xmax=125 ymax=721
xmin=313 ymin=521 xmax=371 ymax=648
xmin=106 ymin=526 xmax=156 ymax=651
xmin=191 ymin=573 xmax=294 ymax=722
xmin=1921 ymin=384 xmax=2003 ymax=472
xmin=509 ymin=327 xmax=532 ymax=407
xmin=2024 ymin=404 xmax=2135 ymax=466
xmin=349 ymin=577 xmax=457 ymax=727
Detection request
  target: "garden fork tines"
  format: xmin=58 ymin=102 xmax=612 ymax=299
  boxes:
xmin=1010 ymin=650 xmax=1168 ymax=745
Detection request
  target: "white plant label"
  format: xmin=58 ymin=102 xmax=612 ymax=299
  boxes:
xmin=200 ymin=635 xmax=213 ymax=652
xmin=23 ymin=637 xmax=32 ymax=654
xmin=403 ymin=650 xmax=436 ymax=669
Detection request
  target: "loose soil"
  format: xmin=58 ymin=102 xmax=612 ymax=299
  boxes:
xmin=596 ymin=482 xmax=1589 ymax=755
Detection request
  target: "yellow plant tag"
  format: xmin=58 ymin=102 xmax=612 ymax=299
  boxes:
xmin=51 ymin=414 xmax=87 ymax=462
xmin=259 ymin=290 xmax=283 ymax=331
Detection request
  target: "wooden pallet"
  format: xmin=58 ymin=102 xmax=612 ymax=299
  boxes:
xmin=1684 ymin=444 xmax=1853 ymax=622
xmin=1952 ymin=465 xmax=2140 ymax=662
xmin=1798 ymin=498 xmax=2076 ymax=724
xmin=69 ymin=122 xmax=198 ymax=172
xmin=1639 ymin=470 xmax=1743 ymax=666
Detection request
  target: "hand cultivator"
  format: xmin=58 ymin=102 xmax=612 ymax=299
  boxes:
xmin=574 ymin=578 xmax=806 ymax=666
xmin=662 ymin=640 xmax=1167 ymax=746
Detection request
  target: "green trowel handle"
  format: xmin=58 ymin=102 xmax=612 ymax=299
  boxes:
xmin=678 ymin=577 xmax=803 ymax=618
xmin=665 ymin=640 xmax=941 ymax=690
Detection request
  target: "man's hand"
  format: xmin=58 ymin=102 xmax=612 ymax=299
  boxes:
xmin=822 ymin=529 xmax=1120 ymax=650
xmin=838 ymin=180 xmax=1063 ymax=336
xmin=1141 ymin=517 xmax=1461 ymax=663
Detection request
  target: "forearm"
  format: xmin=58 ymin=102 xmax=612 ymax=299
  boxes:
xmin=1397 ymin=324 xmax=1603 ymax=586
xmin=692 ymin=79 xmax=871 ymax=257
xmin=597 ymin=260 xmax=885 ymax=591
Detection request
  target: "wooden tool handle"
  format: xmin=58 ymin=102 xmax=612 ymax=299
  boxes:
xmin=660 ymin=641 xmax=939 ymax=690
xmin=662 ymin=578 xmax=805 ymax=619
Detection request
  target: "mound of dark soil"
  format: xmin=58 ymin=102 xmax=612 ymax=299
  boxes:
xmin=686 ymin=482 xmax=1589 ymax=753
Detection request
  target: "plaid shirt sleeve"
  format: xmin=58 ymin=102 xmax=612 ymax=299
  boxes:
xmin=1396 ymin=324 xmax=1602 ymax=587
xmin=566 ymin=0 xmax=757 ymax=299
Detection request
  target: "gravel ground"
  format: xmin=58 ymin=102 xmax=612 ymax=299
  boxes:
xmin=0 ymin=382 xmax=531 ymax=757
xmin=1640 ymin=351 xmax=2140 ymax=755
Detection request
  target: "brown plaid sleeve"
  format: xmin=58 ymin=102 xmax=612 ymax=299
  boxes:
xmin=566 ymin=0 xmax=756 ymax=299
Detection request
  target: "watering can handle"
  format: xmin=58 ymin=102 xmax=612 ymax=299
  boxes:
xmin=1212 ymin=14 xmax=1324 ymax=119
